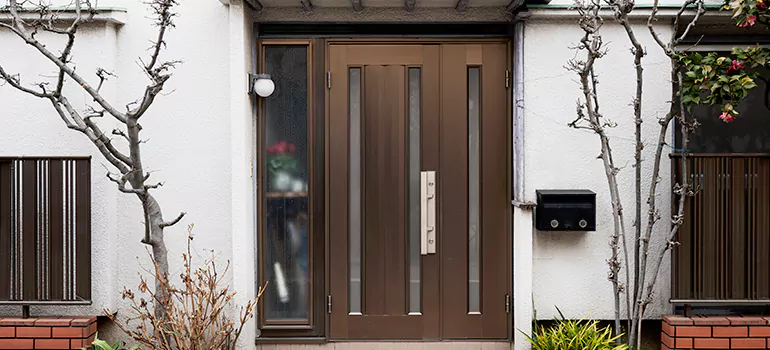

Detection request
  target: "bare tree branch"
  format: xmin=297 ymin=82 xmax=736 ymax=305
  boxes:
xmin=1 ymin=0 xmax=183 ymax=322
xmin=106 ymin=170 xmax=145 ymax=195
xmin=6 ymin=0 xmax=128 ymax=121
xmin=569 ymin=0 xmax=629 ymax=338
xmin=0 ymin=63 xmax=51 ymax=98
xmin=604 ymin=0 xmax=646 ymax=345
xmin=673 ymin=0 xmax=705 ymax=46
xmin=95 ymin=68 xmax=116 ymax=94
xmin=127 ymin=0 xmax=179 ymax=120
xmin=160 ymin=212 xmax=186 ymax=228
xmin=145 ymin=181 xmax=164 ymax=190
xmin=641 ymin=71 xmax=694 ymax=308
xmin=112 ymin=128 xmax=130 ymax=142
xmin=83 ymin=116 xmax=134 ymax=167
xmin=568 ymin=0 xmax=705 ymax=345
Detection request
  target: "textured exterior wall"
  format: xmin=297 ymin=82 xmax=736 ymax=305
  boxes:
xmin=0 ymin=0 xmax=250 ymax=345
xmin=522 ymin=18 xmax=676 ymax=321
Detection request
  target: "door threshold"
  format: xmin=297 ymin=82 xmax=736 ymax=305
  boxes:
xmin=256 ymin=337 xmax=327 ymax=344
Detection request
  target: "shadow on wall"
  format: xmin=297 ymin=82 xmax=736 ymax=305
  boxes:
xmin=535 ymin=229 xmax=591 ymax=251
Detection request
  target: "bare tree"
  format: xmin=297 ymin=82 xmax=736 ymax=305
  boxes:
xmin=568 ymin=0 xmax=704 ymax=346
xmin=0 ymin=0 xmax=184 ymax=319
xmin=567 ymin=0 xmax=627 ymax=335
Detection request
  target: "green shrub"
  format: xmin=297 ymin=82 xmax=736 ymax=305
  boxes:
xmin=523 ymin=309 xmax=628 ymax=350
xmin=81 ymin=332 xmax=137 ymax=350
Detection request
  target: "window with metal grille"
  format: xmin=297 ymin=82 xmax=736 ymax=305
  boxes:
xmin=0 ymin=157 xmax=91 ymax=306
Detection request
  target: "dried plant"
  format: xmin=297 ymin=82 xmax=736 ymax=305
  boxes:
xmin=106 ymin=224 xmax=266 ymax=350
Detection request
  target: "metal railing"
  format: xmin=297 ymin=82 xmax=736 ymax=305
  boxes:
xmin=0 ymin=157 xmax=91 ymax=308
xmin=672 ymin=154 xmax=770 ymax=303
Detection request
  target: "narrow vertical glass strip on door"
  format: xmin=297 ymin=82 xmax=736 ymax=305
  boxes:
xmin=408 ymin=67 xmax=421 ymax=314
xmin=349 ymin=67 xmax=362 ymax=315
xmin=467 ymin=67 xmax=481 ymax=314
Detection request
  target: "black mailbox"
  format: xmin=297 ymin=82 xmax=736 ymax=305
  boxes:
xmin=535 ymin=189 xmax=596 ymax=231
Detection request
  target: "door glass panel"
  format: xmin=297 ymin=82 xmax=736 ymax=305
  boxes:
xmin=349 ymin=67 xmax=362 ymax=315
xmin=408 ymin=67 xmax=421 ymax=314
xmin=467 ymin=67 xmax=481 ymax=314
xmin=263 ymin=45 xmax=310 ymax=322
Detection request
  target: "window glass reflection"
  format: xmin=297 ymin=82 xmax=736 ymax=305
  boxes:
xmin=264 ymin=45 xmax=309 ymax=321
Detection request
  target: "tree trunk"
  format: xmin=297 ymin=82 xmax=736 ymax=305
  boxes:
xmin=144 ymin=194 xmax=170 ymax=321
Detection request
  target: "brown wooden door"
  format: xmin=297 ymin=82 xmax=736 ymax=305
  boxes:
xmin=328 ymin=43 xmax=510 ymax=340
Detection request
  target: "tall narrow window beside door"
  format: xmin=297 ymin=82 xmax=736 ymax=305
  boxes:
xmin=262 ymin=45 xmax=310 ymax=324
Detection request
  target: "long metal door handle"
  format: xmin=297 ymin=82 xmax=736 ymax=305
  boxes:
xmin=421 ymin=171 xmax=437 ymax=255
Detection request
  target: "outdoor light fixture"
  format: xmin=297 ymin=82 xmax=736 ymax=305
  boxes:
xmin=249 ymin=73 xmax=275 ymax=98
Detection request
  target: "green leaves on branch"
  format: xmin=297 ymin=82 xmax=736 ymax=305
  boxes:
xmin=677 ymin=46 xmax=769 ymax=122
xmin=724 ymin=0 xmax=769 ymax=28
xmin=82 ymin=332 xmax=138 ymax=350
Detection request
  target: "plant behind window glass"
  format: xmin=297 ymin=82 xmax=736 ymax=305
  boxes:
xmin=267 ymin=140 xmax=298 ymax=176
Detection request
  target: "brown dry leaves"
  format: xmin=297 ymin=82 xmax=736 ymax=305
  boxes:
xmin=107 ymin=224 xmax=267 ymax=350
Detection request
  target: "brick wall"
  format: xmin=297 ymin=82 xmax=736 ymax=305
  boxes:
xmin=662 ymin=314 xmax=770 ymax=350
xmin=0 ymin=316 xmax=96 ymax=350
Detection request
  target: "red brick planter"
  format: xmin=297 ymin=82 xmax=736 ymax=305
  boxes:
xmin=662 ymin=315 xmax=770 ymax=350
xmin=0 ymin=316 xmax=97 ymax=350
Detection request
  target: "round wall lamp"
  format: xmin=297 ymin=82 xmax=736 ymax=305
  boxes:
xmin=249 ymin=73 xmax=275 ymax=98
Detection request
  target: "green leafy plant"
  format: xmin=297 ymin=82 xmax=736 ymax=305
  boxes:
xmin=266 ymin=140 xmax=298 ymax=176
xmin=522 ymin=308 xmax=628 ymax=350
xmin=678 ymin=46 xmax=770 ymax=122
xmin=724 ymin=0 xmax=770 ymax=28
xmin=81 ymin=332 xmax=138 ymax=350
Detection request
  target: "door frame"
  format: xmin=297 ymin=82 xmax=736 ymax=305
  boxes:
xmin=323 ymin=38 xmax=514 ymax=341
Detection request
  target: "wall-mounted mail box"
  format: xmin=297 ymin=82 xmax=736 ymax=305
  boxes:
xmin=535 ymin=189 xmax=596 ymax=231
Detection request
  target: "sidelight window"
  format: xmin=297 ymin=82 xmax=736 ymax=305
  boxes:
xmin=258 ymin=42 xmax=324 ymax=338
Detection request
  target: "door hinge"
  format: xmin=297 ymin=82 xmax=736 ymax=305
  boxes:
xmin=327 ymin=71 xmax=332 ymax=89
xmin=505 ymin=294 xmax=511 ymax=314
xmin=505 ymin=70 xmax=510 ymax=89
xmin=327 ymin=295 xmax=332 ymax=314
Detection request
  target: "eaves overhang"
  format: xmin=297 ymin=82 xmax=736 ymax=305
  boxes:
xmin=0 ymin=7 xmax=127 ymax=25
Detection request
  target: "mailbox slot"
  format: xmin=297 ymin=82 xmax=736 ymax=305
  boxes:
xmin=535 ymin=189 xmax=596 ymax=231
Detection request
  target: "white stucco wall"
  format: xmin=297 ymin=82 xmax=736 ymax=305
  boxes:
xmin=0 ymin=0 xmax=255 ymax=345
xmin=521 ymin=18 xmax=676 ymax=321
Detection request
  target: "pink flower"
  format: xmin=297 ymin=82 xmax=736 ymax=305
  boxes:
xmin=759 ymin=0 xmax=767 ymax=9
xmin=727 ymin=60 xmax=745 ymax=72
xmin=267 ymin=141 xmax=297 ymax=154
xmin=719 ymin=112 xmax=735 ymax=123
xmin=739 ymin=15 xmax=757 ymax=27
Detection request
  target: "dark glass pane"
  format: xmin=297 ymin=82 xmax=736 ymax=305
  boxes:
xmin=467 ymin=67 xmax=480 ymax=313
xmin=263 ymin=45 xmax=309 ymax=322
xmin=349 ymin=67 xmax=362 ymax=315
xmin=408 ymin=67 xmax=421 ymax=314
xmin=677 ymin=66 xmax=770 ymax=153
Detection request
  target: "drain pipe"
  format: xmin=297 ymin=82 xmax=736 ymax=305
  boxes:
xmin=512 ymin=18 xmax=532 ymax=208
xmin=511 ymin=15 xmax=537 ymax=350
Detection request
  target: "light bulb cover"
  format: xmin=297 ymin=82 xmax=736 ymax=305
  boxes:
xmin=249 ymin=73 xmax=275 ymax=98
